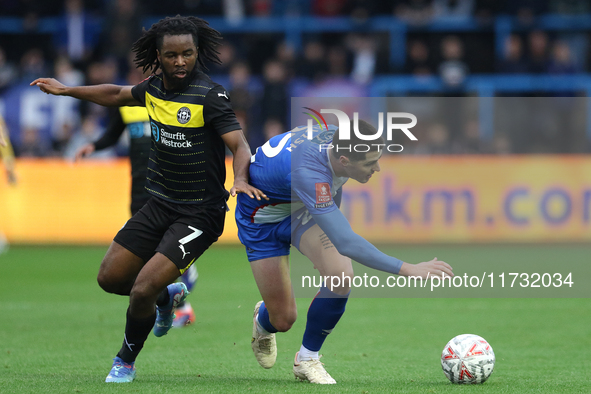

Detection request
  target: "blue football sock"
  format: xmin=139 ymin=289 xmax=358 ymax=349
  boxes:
xmin=302 ymin=286 xmax=349 ymax=352
xmin=257 ymin=302 xmax=278 ymax=334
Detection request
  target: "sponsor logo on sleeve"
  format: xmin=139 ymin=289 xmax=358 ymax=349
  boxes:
xmin=314 ymin=182 xmax=333 ymax=208
xmin=151 ymin=121 xmax=160 ymax=142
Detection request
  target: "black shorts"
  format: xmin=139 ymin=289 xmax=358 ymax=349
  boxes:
xmin=114 ymin=197 xmax=227 ymax=273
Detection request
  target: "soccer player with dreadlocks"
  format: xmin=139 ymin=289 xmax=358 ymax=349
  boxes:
xmin=31 ymin=15 xmax=267 ymax=383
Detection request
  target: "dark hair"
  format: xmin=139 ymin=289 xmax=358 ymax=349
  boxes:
xmin=331 ymin=119 xmax=384 ymax=161
xmin=132 ymin=15 xmax=222 ymax=74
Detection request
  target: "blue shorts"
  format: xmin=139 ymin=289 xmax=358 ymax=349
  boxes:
xmin=235 ymin=207 xmax=316 ymax=262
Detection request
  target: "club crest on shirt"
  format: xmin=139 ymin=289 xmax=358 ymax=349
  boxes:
xmin=311 ymin=130 xmax=335 ymax=145
xmin=177 ymin=107 xmax=191 ymax=124
xmin=314 ymin=182 xmax=333 ymax=208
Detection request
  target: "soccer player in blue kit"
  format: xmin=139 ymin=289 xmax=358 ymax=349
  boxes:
xmin=236 ymin=120 xmax=454 ymax=384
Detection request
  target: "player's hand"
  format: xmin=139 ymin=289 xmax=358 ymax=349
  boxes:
xmin=230 ymin=179 xmax=269 ymax=200
xmin=398 ymin=258 xmax=453 ymax=279
xmin=30 ymin=78 xmax=67 ymax=96
xmin=74 ymin=143 xmax=95 ymax=161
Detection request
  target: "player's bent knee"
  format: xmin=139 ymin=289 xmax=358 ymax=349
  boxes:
xmin=324 ymin=268 xmax=354 ymax=283
xmin=273 ymin=321 xmax=294 ymax=332
xmin=272 ymin=314 xmax=297 ymax=332
xmin=97 ymin=272 xmax=133 ymax=295
xmin=268 ymin=306 xmax=297 ymax=332
xmin=324 ymin=271 xmax=353 ymax=295
xmin=129 ymin=281 xmax=160 ymax=304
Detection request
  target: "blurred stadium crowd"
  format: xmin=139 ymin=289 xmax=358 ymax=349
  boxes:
xmin=0 ymin=0 xmax=590 ymax=158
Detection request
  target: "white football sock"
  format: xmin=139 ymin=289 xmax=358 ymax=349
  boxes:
xmin=255 ymin=314 xmax=272 ymax=336
xmin=297 ymin=345 xmax=319 ymax=362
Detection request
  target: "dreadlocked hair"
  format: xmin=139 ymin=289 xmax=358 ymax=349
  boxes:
xmin=131 ymin=15 xmax=222 ymax=74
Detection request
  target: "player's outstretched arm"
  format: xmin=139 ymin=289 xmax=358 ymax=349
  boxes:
xmin=313 ymin=209 xmax=453 ymax=278
xmin=221 ymin=129 xmax=268 ymax=201
xmin=30 ymin=78 xmax=140 ymax=107
xmin=398 ymin=258 xmax=453 ymax=279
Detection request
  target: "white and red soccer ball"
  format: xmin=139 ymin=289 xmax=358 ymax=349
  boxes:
xmin=441 ymin=334 xmax=495 ymax=384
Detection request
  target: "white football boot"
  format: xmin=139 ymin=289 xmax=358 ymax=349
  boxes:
xmin=293 ymin=352 xmax=336 ymax=384
xmin=251 ymin=301 xmax=277 ymax=369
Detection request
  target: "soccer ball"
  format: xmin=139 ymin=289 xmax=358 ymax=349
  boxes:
xmin=441 ymin=334 xmax=495 ymax=384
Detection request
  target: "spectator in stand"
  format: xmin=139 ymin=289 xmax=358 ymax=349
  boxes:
xmin=297 ymin=41 xmax=328 ymax=82
xmin=492 ymin=133 xmax=512 ymax=155
xmin=546 ymin=40 xmax=579 ymax=149
xmin=54 ymin=0 xmax=100 ymax=66
xmin=438 ymin=35 xmax=469 ymax=88
xmin=54 ymin=55 xmax=85 ymax=87
xmin=527 ymin=30 xmax=549 ymax=74
xmin=262 ymin=118 xmax=283 ymax=141
xmin=312 ymin=0 xmax=349 ymax=16
xmin=14 ymin=126 xmax=50 ymax=158
xmin=432 ymin=0 xmax=474 ymax=20
xmin=229 ymin=62 xmax=254 ymax=116
xmin=1 ymin=0 xmax=56 ymax=27
xmin=348 ymin=0 xmax=392 ymax=19
xmin=222 ymin=0 xmax=245 ymax=22
xmin=80 ymin=58 xmax=119 ymax=125
xmin=549 ymin=0 xmax=590 ymax=14
xmin=275 ymin=41 xmax=296 ymax=81
xmin=326 ymin=45 xmax=350 ymax=78
xmin=348 ymin=35 xmax=377 ymax=84
xmin=414 ymin=122 xmax=453 ymax=155
xmin=505 ymin=0 xmax=547 ymax=25
xmin=497 ymin=34 xmax=528 ymax=73
xmin=261 ymin=59 xmax=288 ymax=128
xmin=405 ymin=39 xmax=433 ymax=76
xmin=249 ymin=0 xmax=274 ymax=16
xmin=547 ymin=40 xmax=578 ymax=75
xmin=0 ymin=46 xmax=17 ymax=92
xmin=148 ymin=0 xmax=224 ymax=15
xmin=50 ymin=56 xmax=85 ymax=155
xmin=228 ymin=62 xmax=258 ymax=147
xmin=0 ymin=0 xmax=55 ymax=61
xmin=452 ymin=119 xmax=490 ymax=154
xmin=395 ymin=0 xmax=434 ymax=26
xmin=474 ymin=0 xmax=500 ymax=24
xmin=208 ymin=42 xmax=237 ymax=75
xmin=19 ymin=48 xmax=49 ymax=83
xmin=64 ymin=115 xmax=115 ymax=160
xmin=96 ymin=0 xmax=143 ymax=74
xmin=52 ymin=122 xmax=76 ymax=156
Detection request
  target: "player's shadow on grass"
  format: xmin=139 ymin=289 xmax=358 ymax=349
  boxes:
xmin=138 ymin=374 xmax=457 ymax=389
xmin=139 ymin=374 xmax=305 ymax=385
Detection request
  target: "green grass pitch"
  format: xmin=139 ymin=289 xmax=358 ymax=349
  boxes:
xmin=0 ymin=244 xmax=589 ymax=393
